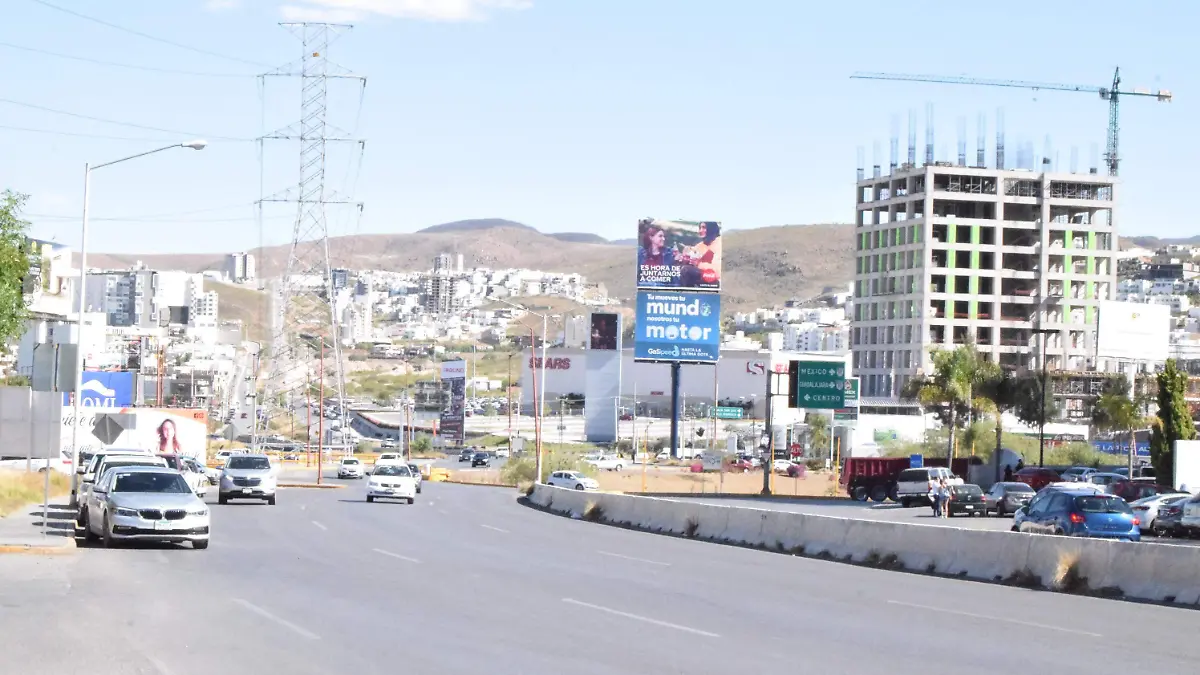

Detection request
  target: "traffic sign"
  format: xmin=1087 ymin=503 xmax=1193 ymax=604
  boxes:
xmin=833 ymin=377 xmax=860 ymax=423
xmin=711 ymin=406 xmax=745 ymax=420
xmin=787 ymin=360 xmax=846 ymax=409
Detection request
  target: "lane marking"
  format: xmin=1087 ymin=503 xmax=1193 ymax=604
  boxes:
xmin=597 ymin=550 xmax=671 ymax=567
xmin=562 ymin=598 xmax=719 ymax=638
xmin=886 ymin=600 xmax=1101 ymax=637
xmin=480 ymin=524 xmax=509 ymax=533
xmin=373 ymin=548 xmax=420 ymax=564
xmin=311 ymin=521 xmax=327 ymax=531
xmin=232 ymin=598 xmax=320 ymax=640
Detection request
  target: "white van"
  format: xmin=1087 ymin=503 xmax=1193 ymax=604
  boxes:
xmin=896 ymin=466 xmax=962 ymax=507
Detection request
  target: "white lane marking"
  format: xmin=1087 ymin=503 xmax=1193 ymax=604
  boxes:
xmin=597 ymin=550 xmax=671 ymax=567
xmin=480 ymin=524 xmax=509 ymax=533
xmin=311 ymin=520 xmax=327 ymax=531
xmin=562 ymin=598 xmax=719 ymax=638
xmin=232 ymin=598 xmax=320 ymax=640
xmin=886 ymin=600 xmax=1102 ymax=637
xmin=373 ymin=548 xmax=420 ymax=564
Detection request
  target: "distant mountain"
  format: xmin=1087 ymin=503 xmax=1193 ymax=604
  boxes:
xmin=609 ymin=238 xmax=637 ymax=246
xmin=1122 ymin=235 xmax=1200 ymax=250
xmin=547 ymin=232 xmax=612 ymax=244
xmin=416 ymin=218 xmax=536 ymax=234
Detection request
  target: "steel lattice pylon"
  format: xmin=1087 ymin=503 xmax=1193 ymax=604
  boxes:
xmin=256 ymin=22 xmax=365 ymax=454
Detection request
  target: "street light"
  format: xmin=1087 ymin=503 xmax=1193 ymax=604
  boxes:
xmin=495 ymin=297 xmax=554 ymax=482
xmin=69 ymin=141 xmax=207 ymax=500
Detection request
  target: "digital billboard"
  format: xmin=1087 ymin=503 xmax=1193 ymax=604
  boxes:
xmin=589 ymin=312 xmax=620 ymax=351
xmin=439 ymin=359 xmax=466 ymax=445
xmin=636 ymin=218 xmax=722 ymax=292
xmin=634 ymin=291 xmax=720 ymax=363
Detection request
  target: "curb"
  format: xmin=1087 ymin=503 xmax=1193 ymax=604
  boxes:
xmin=0 ymin=540 xmax=76 ymax=556
xmin=624 ymin=492 xmax=848 ymax=502
xmin=442 ymin=480 xmax=518 ymax=489
xmin=278 ymin=483 xmax=347 ymax=489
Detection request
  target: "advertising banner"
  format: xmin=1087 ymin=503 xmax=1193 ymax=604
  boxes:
xmin=1096 ymin=301 xmax=1170 ymax=362
xmin=636 ymin=218 xmax=722 ymax=292
xmin=588 ymin=312 xmax=620 ymax=350
xmin=634 ymin=291 xmax=720 ymax=363
xmin=62 ymin=371 xmax=135 ymax=408
xmin=61 ymin=407 xmax=208 ymax=462
xmin=439 ymin=359 xmax=466 ymax=445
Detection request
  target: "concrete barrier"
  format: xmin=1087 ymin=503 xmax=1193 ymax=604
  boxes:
xmin=528 ymin=484 xmax=1200 ymax=606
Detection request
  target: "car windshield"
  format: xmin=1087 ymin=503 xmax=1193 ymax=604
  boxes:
xmin=375 ymin=465 xmax=410 ymax=477
xmin=113 ymin=472 xmax=191 ymax=493
xmin=103 ymin=460 xmax=162 ymax=472
xmin=342 ymin=459 xmax=359 ymax=465
xmin=1074 ymin=496 xmax=1133 ymax=514
xmin=227 ymin=457 xmax=271 ymax=470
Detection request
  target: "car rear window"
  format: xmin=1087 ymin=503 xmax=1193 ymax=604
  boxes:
xmin=1074 ymin=496 xmax=1132 ymax=514
xmin=897 ymin=469 xmax=928 ymax=482
xmin=952 ymin=485 xmax=982 ymax=496
xmin=1004 ymin=484 xmax=1035 ymax=494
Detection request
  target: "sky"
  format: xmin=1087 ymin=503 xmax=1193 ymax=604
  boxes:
xmin=1 ymin=0 xmax=1196 ymax=254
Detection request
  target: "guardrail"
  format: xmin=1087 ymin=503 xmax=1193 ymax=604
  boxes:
xmin=528 ymin=485 xmax=1200 ymax=606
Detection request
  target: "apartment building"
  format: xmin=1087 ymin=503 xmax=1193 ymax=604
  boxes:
xmin=852 ymin=165 xmax=1117 ymax=399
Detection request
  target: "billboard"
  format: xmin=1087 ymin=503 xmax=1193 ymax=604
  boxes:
xmin=1096 ymin=301 xmax=1170 ymax=362
xmin=439 ymin=359 xmax=466 ymax=445
xmin=636 ymin=218 xmax=722 ymax=291
xmin=589 ymin=312 xmax=620 ymax=351
xmin=634 ymin=291 xmax=720 ymax=363
xmin=63 ymin=371 xmax=135 ymax=408
xmin=61 ymin=407 xmax=208 ymax=462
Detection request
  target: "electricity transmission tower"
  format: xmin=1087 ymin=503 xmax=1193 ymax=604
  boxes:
xmin=255 ymin=22 xmax=366 ymax=453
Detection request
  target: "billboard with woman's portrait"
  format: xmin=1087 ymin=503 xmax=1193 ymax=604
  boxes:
xmin=635 ymin=218 xmax=723 ymax=292
xmin=61 ymin=407 xmax=209 ymax=462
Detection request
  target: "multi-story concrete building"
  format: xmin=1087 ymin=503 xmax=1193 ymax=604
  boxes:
xmin=852 ymin=165 xmax=1117 ymax=399
xmin=224 ymin=252 xmax=256 ymax=282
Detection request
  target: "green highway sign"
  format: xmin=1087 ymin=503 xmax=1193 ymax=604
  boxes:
xmin=788 ymin=360 xmax=846 ymax=409
xmin=833 ymin=377 xmax=860 ymax=423
xmin=711 ymin=406 xmax=744 ymax=420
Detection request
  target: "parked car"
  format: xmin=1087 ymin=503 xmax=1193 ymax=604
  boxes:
xmin=983 ymin=481 xmax=1035 ymax=516
xmin=1154 ymin=498 xmax=1189 ymax=537
xmin=78 ymin=465 xmax=210 ymax=550
xmin=547 ymin=470 xmax=598 ymax=491
xmin=72 ymin=448 xmax=153 ymax=508
xmin=1178 ymin=493 xmax=1200 ymax=535
xmin=79 ymin=453 xmax=169 ymax=510
xmin=946 ymin=484 xmax=985 ymax=516
xmin=1014 ymin=466 xmax=1061 ymax=491
xmin=1059 ymin=466 xmax=1097 ymax=482
xmin=896 ymin=467 xmax=962 ymax=507
xmin=1080 ymin=472 xmax=1128 ymax=491
xmin=1013 ymin=489 xmax=1141 ymax=542
xmin=1110 ymin=480 xmax=1178 ymax=503
xmin=841 ymin=457 xmax=970 ymax=503
xmin=1130 ymin=493 xmax=1191 ymax=533
xmin=156 ymin=454 xmax=210 ymax=497
xmin=585 ymin=454 xmax=626 ymax=471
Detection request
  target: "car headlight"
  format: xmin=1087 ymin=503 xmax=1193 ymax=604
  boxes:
xmin=115 ymin=507 xmax=138 ymax=517
xmin=187 ymin=507 xmax=209 ymax=517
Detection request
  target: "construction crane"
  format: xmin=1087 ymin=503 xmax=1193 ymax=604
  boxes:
xmin=850 ymin=68 xmax=1172 ymax=176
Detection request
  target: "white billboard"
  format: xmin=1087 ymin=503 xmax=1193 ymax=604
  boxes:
xmin=1096 ymin=301 xmax=1170 ymax=362
xmin=440 ymin=360 xmax=466 ymax=380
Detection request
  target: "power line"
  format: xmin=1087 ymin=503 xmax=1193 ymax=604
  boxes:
xmin=27 ymin=212 xmax=293 ymax=224
xmin=0 ymin=124 xmax=182 ymax=142
xmin=0 ymin=40 xmax=253 ymax=78
xmin=0 ymin=97 xmax=252 ymax=142
xmin=27 ymin=0 xmax=269 ymax=68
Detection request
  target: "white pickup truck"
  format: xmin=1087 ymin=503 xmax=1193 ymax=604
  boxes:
xmin=584 ymin=454 xmax=627 ymax=471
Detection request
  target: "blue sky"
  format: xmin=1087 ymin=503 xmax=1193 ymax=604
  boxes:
xmin=1 ymin=0 xmax=1195 ymax=254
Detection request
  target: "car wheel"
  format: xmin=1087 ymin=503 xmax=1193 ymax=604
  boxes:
xmin=218 ymin=494 xmax=229 ymax=505
xmin=81 ymin=511 xmax=98 ymax=543
xmin=888 ymin=485 xmax=900 ymax=502
xmin=193 ymin=539 xmax=209 ymax=550
xmin=416 ymin=485 xmax=422 ymax=494
xmin=101 ymin=515 xmax=115 ymax=549
xmin=869 ymin=485 xmax=888 ymax=503
xmin=994 ymin=504 xmax=1005 ymax=517
xmin=575 ymin=484 xmax=584 ymax=490
xmin=407 ymin=498 xmax=415 ymax=505
xmin=1010 ymin=524 xmax=1019 ymax=532
xmin=851 ymin=485 xmax=869 ymax=502
xmin=367 ymin=496 xmax=374 ymax=503
xmin=900 ymin=497 xmax=912 ymax=508
xmin=267 ymin=496 xmax=276 ymax=506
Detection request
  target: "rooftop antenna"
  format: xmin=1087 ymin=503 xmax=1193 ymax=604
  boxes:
xmin=872 ymin=140 xmax=881 ymax=178
xmin=924 ymin=102 xmax=934 ymax=165
xmin=996 ymin=107 xmax=1006 ymax=170
xmin=907 ymin=109 xmax=917 ymax=166
xmin=857 ymin=145 xmax=865 ymax=181
xmin=889 ymin=114 xmax=899 ymax=173
xmin=957 ymin=116 xmax=967 ymax=166
xmin=1070 ymin=146 xmax=1079 ymax=173
xmin=976 ymin=112 xmax=986 ymax=168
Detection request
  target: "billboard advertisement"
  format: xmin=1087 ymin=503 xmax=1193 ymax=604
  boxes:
xmin=636 ymin=218 xmax=722 ymax=291
xmin=61 ymin=407 xmax=208 ymax=462
xmin=62 ymin=371 xmax=135 ymax=408
xmin=589 ymin=312 xmax=620 ymax=351
xmin=439 ymin=359 xmax=466 ymax=445
xmin=1096 ymin=301 xmax=1170 ymax=362
xmin=634 ymin=291 xmax=720 ymax=363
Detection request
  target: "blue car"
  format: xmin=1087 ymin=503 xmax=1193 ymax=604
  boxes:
xmin=1013 ymin=488 xmax=1141 ymax=542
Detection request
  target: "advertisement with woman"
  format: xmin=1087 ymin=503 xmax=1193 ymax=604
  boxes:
xmin=61 ymin=407 xmax=208 ymax=463
xmin=636 ymin=218 xmax=722 ymax=291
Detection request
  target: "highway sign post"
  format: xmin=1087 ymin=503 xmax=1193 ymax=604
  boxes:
xmin=711 ymin=406 xmax=744 ymax=420
xmin=833 ymin=377 xmax=860 ymax=423
xmin=787 ymin=360 xmax=846 ymax=409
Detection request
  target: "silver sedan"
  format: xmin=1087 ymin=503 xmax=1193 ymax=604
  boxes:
xmin=79 ymin=466 xmax=211 ymax=550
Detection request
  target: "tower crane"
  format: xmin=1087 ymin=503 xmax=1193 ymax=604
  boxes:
xmin=850 ymin=68 xmax=1171 ymax=176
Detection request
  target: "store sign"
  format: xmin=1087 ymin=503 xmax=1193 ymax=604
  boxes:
xmin=529 ymin=357 xmax=572 ymax=371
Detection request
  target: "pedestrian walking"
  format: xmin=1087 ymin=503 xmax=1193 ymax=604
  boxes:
xmin=929 ymin=479 xmax=941 ymax=517
xmin=939 ymin=479 xmax=951 ymax=518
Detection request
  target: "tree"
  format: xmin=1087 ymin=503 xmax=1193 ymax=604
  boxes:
xmin=410 ymin=434 xmax=433 ymax=455
xmin=805 ymin=412 xmax=829 ymax=457
xmin=1149 ymin=359 xmax=1195 ymax=484
xmin=1093 ymin=377 xmax=1149 ymax=475
xmin=0 ymin=190 xmax=31 ymax=343
xmin=907 ymin=344 xmax=999 ymax=460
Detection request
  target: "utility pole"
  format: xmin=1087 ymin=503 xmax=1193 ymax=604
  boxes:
xmin=317 ymin=342 xmax=325 ymax=485
xmin=305 ymin=383 xmax=312 ymax=467
xmin=506 ymin=353 xmax=514 ymax=450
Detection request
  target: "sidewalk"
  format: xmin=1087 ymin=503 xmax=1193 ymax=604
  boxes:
xmin=0 ymin=500 xmax=77 ymax=554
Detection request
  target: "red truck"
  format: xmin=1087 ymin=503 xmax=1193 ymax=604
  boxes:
xmin=840 ymin=456 xmax=972 ymax=502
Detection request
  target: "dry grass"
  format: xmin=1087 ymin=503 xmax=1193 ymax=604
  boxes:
xmin=0 ymin=470 xmax=70 ymax=517
xmin=445 ymin=470 xmax=516 ymax=487
xmin=594 ymin=468 xmax=836 ymax=497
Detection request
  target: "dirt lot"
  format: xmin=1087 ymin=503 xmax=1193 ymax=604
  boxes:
xmin=596 ymin=468 xmax=837 ymax=497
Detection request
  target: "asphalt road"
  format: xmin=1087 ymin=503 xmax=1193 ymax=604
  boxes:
xmin=3 ymin=485 xmax=1199 ymax=675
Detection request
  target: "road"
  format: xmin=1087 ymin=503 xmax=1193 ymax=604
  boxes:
xmin=3 ymin=485 xmax=1199 ymax=674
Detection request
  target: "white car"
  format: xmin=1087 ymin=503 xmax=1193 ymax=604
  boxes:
xmin=584 ymin=454 xmax=626 ymax=471
xmin=896 ymin=467 xmax=962 ymax=506
xmin=547 ymin=470 xmax=599 ymax=491
xmin=337 ymin=457 xmax=365 ymax=479
xmin=1130 ymin=493 xmax=1190 ymax=533
xmin=366 ymin=464 xmax=417 ymax=504
xmin=494 ymin=446 xmax=510 ymax=458
xmin=1178 ymin=494 xmax=1200 ymax=534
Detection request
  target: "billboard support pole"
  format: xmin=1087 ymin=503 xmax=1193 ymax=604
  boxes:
xmin=669 ymin=362 xmax=681 ymax=459
xmin=762 ymin=371 xmax=773 ymax=495
xmin=317 ymin=342 xmax=324 ymax=486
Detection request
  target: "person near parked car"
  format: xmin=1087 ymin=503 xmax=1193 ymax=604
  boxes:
xmin=940 ymin=480 xmax=953 ymax=518
xmin=929 ymin=479 xmax=942 ymax=517
xmin=1003 ymin=464 xmax=1014 ymax=482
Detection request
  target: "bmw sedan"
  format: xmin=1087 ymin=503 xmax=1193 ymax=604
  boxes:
xmin=78 ymin=466 xmax=210 ymax=549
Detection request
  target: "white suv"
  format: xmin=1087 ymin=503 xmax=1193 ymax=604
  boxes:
xmin=337 ymin=457 xmax=365 ymax=479
xmin=896 ymin=467 xmax=962 ymax=507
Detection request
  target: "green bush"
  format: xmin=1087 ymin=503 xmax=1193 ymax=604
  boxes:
xmin=411 ymin=434 xmax=433 ymax=454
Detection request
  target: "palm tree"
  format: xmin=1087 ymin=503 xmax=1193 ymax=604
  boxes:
xmin=909 ymin=343 xmax=1000 ymax=460
xmin=805 ymin=412 xmax=830 ymax=458
xmin=1094 ymin=378 xmax=1147 ymax=476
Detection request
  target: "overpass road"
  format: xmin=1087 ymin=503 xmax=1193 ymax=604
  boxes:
xmin=2 ymin=484 xmax=1197 ymax=674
